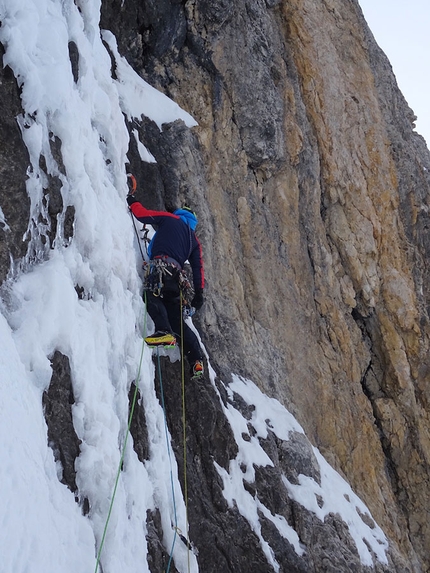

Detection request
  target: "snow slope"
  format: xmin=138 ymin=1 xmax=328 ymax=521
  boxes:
xmin=0 ymin=1 xmax=388 ymax=571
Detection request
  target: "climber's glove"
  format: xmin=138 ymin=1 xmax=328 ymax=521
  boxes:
xmin=192 ymin=288 xmax=204 ymax=311
xmin=127 ymin=194 xmax=138 ymax=207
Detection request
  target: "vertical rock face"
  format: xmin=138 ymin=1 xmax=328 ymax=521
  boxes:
xmin=1 ymin=0 xmax=430 ymax=571
xmin=43 ymin=351 xmax=82 ymax=495
xmin=100 ymin=0 xmax=430 ymax=570
xmin=0 ymin=46 xmax=31 ymax=284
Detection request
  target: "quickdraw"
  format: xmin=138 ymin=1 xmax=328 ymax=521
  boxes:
xmin=141 ymin=225 xmax=151 ymax=249
xmin=142 ymin=259 xmax=172 ymax=297
xmin=178 ymin=267 xmax=194 ymax=306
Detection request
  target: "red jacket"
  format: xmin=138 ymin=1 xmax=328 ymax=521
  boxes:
xmin=129 ymin=202 xmax=204 ymax=291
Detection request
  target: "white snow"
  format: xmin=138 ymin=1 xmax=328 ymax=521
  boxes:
xmin=0 ymin=205 xmax=10 ymax=231
xmin=132 ymin=128 xmax=157 ymax=163
xmin=0 ymin=0 xmax=388 ymax=572
xmin=0 ymin=0 xmax=198 ymax=571
xmin=102 ymin=30 xmax=197 ymax=131
xmin=213 ymin=375 xmax=389 ymax=569
xmin=283 ymin=448 xmax=389 ymax=566
xmin=0 ymin=312 xmax=95 ymax=573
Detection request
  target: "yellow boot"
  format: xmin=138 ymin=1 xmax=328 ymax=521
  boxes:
xmin=144 ymin=331 xmax=176 ymax=347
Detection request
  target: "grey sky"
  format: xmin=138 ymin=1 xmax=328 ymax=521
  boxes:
xmin=359 ymin=0 xmax=430 ymax=146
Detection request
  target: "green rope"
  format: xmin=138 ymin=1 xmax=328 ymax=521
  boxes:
xmin=94 ymin=300 xmax=148 ymax=573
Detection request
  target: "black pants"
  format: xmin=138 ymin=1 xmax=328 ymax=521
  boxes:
xmin=145 ymin=271 xmax=202 ymax=363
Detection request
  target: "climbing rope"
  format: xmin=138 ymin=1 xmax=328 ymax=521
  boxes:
xmin=157 ymin=347 xmax=179 ymax=572
xmin=94 ymin=306 xmax=148 ymax=573
xmin=129 ymin=208 xmax=147 ymax=261
xmin=156 ymin=294 xmax=191 ymax=573
xmin=180 ymin=293 xmax=191 ymax=573
xmin=129 ymin=205 xmax=188 ymax=570
xmin=96 ymin=204 xmax=192 ymax=571
xmin=94 ymin=203 xmax=148 ymax=572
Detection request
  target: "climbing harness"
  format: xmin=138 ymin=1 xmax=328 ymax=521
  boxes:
xmin=178 ymin=266 xmax=194 ymax=309
xmin=142 ymin=257 xmax=195 ymax=313
xmin=142 ymin=257 xmax=181 ymax=297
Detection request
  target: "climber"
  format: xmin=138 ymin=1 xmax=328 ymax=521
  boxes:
xmin=126 ymin=174 xmax=205 ymax=379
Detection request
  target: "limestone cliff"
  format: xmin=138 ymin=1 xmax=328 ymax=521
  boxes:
xmin=100 ymin=0 xmax=430 ymax=570
xmin=1 ymin=0 xmax=430 ymax=571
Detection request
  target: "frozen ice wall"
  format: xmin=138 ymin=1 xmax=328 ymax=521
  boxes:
xmin=0 ymin=0 xmax=197 ymax=572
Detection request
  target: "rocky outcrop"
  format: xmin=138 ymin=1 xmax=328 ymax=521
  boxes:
xmin=0 ymin=44 xmax=74 ymax=287
xmin=43 ymin=351 xmax=81 ymax=495
xmin=0 ymin=45 xmax=31 ymax=285
xmin=137 ymin=359 xmax=402 ymax=572
xmin=2 ymin=0 xmax=430 ymax=571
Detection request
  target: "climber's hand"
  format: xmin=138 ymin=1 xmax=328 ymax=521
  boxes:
xmin=191 ymin=289 xmax=204 ymax=311
xmin=127 ymin=194 xmax=138 ymax=207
